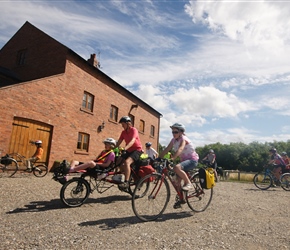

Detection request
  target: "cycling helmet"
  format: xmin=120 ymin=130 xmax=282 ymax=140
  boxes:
xmin=170 ymin=123 xmax=185 ymax=132
xmin=103 ymin=138 xmax=116 ymax=147
xmin=269 ymin=147 xmax=277 ymax=153
xmin=119 ymin=116 xmax=131 ymax=123
xmin=35 ymin=140 xmax=42 ymax=144
xmin=209 ymin=149 xmax=214 ymax=153
xmin=145 ymin=142 xmax=152 ymax=147
xmin=281 ymin=151 xmax=287 ymax=156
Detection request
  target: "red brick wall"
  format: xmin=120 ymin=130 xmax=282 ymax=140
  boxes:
xmin=0 ymin=60 xmax=160 ymax=168
xmin=0 ymin=22 xmax=67 ymax=82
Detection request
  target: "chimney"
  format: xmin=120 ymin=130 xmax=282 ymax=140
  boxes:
xmin=87 ymin=53 xmax=99 ymax=68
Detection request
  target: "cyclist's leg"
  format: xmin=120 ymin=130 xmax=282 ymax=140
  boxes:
xmin=175 ymin=160 xmax=198 ymax=191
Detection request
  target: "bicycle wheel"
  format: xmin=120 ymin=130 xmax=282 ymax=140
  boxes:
xmin=0 ymin=158 xmax=18 ymax=177
xmin=280 ymin=173 xmax=290 ymax=191
xmin=132 ymin=173 xmax=170 ymax=222
xmin=8 ymin=153 xmax=25 ymax=169
xmin=187 ymin=173 xmax=213 ymax=212
xmin=60 ymin=178 xmax=90 ymax=207
xmin=33 ymin=164 xmax=48 ymax=177
xmin=253 ymin=171 xmax=272 ymax=190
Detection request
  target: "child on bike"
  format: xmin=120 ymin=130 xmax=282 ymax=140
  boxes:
xmin=27 ymin=140 xmax=43 ymax=171
xmin=115 ymin=116 xmax=143 ymax=190
xmin=66 ymin=138 xmax=116 ymax=173
xmin=268 ymin=148 xmax=286 ymax=184
xmin=159 ymin=123 xmax=199 ymax=194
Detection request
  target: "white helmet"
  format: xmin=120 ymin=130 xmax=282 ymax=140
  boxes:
xmin=103 ymin=138 xmax=116 ymax=147
xmin=170 ymin=123 xmax=185 ymax=132
xmin=35 ymin=140 xmax=42 ymax=144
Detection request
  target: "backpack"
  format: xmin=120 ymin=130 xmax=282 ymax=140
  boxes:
xmin=198 ymin=167 xmax=215 ymax=189
xmin=138 ymin=165 xmax=155 ymax=182
xmin=0 ymin=155 xmax=13 ymax=165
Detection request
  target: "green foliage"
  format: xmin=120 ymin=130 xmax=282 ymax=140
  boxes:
xmin=165 ymin=140 xmax=290 ymax=172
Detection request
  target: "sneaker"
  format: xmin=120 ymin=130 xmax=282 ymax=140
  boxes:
xmin=182 ymin=183 xmax=194 ymax=191
xmin=26 ymin=168 xmax=32 ymax=172
xmin=173 ymin=200 xmax=182 ymax=209
xmin=118 ymin=181 xmax=129 ymax=190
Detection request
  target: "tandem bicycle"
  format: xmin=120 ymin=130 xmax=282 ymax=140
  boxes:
xmin=53 ymin=158 xmax=154 ymax=207
xmin=131 ymin=159 xmax=214 ymax=222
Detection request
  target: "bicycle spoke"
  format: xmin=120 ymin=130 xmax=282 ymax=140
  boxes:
xmin=132 ymin=174 xmax=170 ymax=222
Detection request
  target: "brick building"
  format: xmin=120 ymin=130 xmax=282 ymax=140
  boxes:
xmin=0 ymin=22 xmax=162 ymax=169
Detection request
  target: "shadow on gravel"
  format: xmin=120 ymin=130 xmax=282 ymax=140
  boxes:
xmin=5 ymin=195 xmax=132 ymax=214
xmin=78 ymin=211 xmax=193 ymax=229
xmin=6 ymin=199 xmax=64 ymax=214
xmin=245 ymin=188 xmax=279 ymax=192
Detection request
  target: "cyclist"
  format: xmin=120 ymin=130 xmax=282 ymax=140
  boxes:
xmin=202 ymin=149 xmax=219 ymax=182
xmin=66 ymin=138 xmax=116 ymax=173
xmin=145 ymin=142 xmax=158 ymax=162
xmin=268 ymin=148 xmax=286 ymax=184
xmin=281 ymin=152 xmax=290 ymax=171
xmin=27 ymin=140 xmax=43 ymax=171
xmin=115 ymin=116 xmax=143 ymax=190
xmin=159 ymin=123 xmax=199 ymax=193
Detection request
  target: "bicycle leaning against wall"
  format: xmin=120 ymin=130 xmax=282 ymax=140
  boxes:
xmin=131 ymin=159 xmax=214 ymax=222
xmin=0 ymin=153 xmax=19 ymax=177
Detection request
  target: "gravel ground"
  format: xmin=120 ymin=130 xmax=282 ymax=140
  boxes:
xmin=0 ymin=173 xmax=289 ymax=250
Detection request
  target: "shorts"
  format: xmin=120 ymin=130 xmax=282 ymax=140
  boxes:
xmin=179 ymin=159 xmax=198 ymax=172
xmin=122 ymin=150 xmax=142 ymax=162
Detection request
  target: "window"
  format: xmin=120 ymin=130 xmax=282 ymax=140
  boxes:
xmin=129 ymin=114 xmax=135 ymax=126
xmin=110 ymin=105 xmax=118 ymax=122
xmin=77 ymin=132 xmax=90 ymax=151
xmin=82 ymin=92 xmax=94 ymax=112
xmin=139 ymin=119 xmax=145 ymax=133
xmin=16 ymin=49 xmax=27 ymax=66
xmin=150 ymin=125 xmax=155 ymax=137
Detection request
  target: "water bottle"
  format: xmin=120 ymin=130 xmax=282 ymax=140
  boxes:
xmin=97 ymin=173 xmax=108 ymax=180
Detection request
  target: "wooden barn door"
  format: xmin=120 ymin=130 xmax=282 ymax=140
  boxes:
xmin=8 ymin=117 xmax=52 ymax=165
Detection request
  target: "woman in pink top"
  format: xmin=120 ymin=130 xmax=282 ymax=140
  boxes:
xmin=159 ymin=123 xmax=199 ymax=197
xmin=115 ymin=116 xmax=143 ymax=189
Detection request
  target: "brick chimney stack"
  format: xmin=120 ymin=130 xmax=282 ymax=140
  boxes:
xmin=87 ymin=53 xmax=99 ymax=68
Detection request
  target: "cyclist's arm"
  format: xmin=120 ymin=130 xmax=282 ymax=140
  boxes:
xmin=124 ymin=137 xmax=136 ymax=151
xmin=171 ymin=139 xmax=186 ymax=161
xmin=159 ymin=141 xmax=174 ymax=159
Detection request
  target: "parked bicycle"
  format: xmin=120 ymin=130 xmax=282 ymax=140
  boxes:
xmin=132 ymin=159 xmax=214 ymax=222
xmin=0 ymin=154 xmax=19 ymax=177
xmin=253 ymin=164 xmax=290 ymax=191
xmin=8 ymin=153 xmax=48 ymax=177
xmin=53 ymin=158 xmax=153 ymax=207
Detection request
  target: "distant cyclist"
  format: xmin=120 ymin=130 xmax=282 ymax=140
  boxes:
xmin=202 ymin=149 xmax=219 ymax=182
xmin=145 ymin=142 xmax=158 ymax=162
xmin=281 ymin=152 xmax=290 ymax=171
xmin=268 ymin=148 xmax=286 ymax=184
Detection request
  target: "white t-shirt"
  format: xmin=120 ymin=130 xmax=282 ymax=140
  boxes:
xmin=146 ymin=147 xmax=158 ymax=159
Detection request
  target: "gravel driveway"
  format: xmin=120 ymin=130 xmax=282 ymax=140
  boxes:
xmin=0 ymin=173 xmax=289 ymax=250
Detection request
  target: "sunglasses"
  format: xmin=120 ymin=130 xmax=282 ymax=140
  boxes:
xmin=172 ymin=131 xmax=179 ymax=134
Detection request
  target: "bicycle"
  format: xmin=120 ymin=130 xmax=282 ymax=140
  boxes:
xmin=0 ymin=154 xmax=19 ymax=177
xmin=8 ymin=153 xmax=48 ymax=177
xmin=253 ymin=164 xmax=288 ymax=190
xmin=132 ymin=159 xmax=214 ymax=222
xmin=54 ymin=158 xmax=152 ymax=207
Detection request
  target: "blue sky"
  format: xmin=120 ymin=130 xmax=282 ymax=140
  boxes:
xmin=1 ymin=0 xmax=290 ymax=147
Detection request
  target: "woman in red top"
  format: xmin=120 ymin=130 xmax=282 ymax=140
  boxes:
xmin=115 ymin=116 xmax=143 ymax=189
xmin=281 ymin=152 xmax=290 ymax=170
